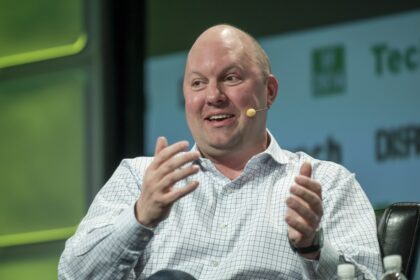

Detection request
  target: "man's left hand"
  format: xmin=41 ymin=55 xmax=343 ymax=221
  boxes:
xmin=285 ymin=162 xmax=323 ymax=259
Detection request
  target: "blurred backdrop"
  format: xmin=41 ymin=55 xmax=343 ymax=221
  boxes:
xmin=0 ymin=0 xmax=419 ymax=279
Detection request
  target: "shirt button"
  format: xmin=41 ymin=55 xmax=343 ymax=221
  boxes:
xmin=226 ymin=188 xmax=234 ymax=194
xmin=211 ymin=260 xmax=219 ymax=267
xmin=142 ymin=235 xmax=150 ymax=241
xmin=219 ymin=223 xmax=228 ymax=229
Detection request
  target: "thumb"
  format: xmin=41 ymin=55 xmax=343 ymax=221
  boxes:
xmin=154 ymin=136 xmax=168 ymax=156
xmin=299 ymin=162 xmax=312 ymax=178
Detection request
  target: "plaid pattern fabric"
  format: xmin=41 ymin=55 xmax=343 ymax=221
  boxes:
xmin=59 ymin=133 xmax=382 ymax=279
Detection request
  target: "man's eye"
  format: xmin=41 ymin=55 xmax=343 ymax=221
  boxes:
xmin=225 ymin=75 xmax=240 ymax=83
xmin=191 ymin=80 xmax=203 ymax=87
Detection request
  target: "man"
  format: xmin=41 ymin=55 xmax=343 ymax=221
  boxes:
xmin=59 ymin=24 xmax=383 ymax=279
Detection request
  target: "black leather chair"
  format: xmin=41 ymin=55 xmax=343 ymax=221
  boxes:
xmin=375 ymin=202 xmax=420 ymax=279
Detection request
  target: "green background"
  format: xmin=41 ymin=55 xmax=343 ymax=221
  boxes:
xmin=0 ymin=0 xmax=85 ymax=278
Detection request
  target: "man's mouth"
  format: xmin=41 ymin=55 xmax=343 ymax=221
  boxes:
xmin=206 ymin=114 xmax=235 ymax=121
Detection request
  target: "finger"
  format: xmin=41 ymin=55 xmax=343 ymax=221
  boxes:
xmin=299 ymin=162 xmax=312 ymax=177
xmin=286 ymin=195 xmax=320 ymax=228
xmin=290 ymin=184 xmax=319 ymax=204
xmin=164 ymin=181 xmax=200 ymax=202
xmin=290 ymin=184 xmax=323 ymax=215
xmin=285 ymin=209 xmax=313 ymax=237
xmin=152 ymin=141 xmax=190 ymax=167
xmin=155 ymin=136 xmax=168 ymax=156
xmin=294 ymin=176 xmax=322 ymax=198
xmin=287 ymin=226 xmax=301 ymax=242
xmin=156 ymin=151 xmax=200 ymax=179
xmin=159 ymin=164 xmax=200 ymax=191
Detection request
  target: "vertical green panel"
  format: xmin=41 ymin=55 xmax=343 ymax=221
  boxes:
xmin=0 ymin=69 xmax=86 ymax=236
xmin=0 ymin=0 xmax=85 ymax=67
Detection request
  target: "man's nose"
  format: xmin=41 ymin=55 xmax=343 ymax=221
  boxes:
xmin=206 ymin=82 xmax=227 ymax=105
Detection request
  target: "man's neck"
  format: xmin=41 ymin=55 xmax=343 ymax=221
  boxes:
xmin=202 ymin=133 xmax=270 ymax=180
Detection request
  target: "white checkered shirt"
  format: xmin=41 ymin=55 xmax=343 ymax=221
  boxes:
xmin=59 ymin=133 xmax=383 ymax=279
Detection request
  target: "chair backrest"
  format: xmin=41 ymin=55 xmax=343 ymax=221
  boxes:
xmin=376 ymin=202 xmax=420 ymax=279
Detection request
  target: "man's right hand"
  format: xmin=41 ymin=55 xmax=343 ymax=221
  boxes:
xmin=135 ymin=137 xmax=200 ymax=228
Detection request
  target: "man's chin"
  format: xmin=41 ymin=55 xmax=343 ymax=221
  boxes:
xmin=203 ymin=139 xmax=241 ymax=153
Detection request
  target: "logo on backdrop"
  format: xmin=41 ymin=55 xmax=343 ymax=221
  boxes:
xmin=375 ymin=124 xmax=420 ymax=162
xmin=311 ymin=45 xmax=346 ymax=97
xmin=372 ymin=41 xmax=419 ymax=76
xmin=294 ymin=136 xmax=342 ymax=164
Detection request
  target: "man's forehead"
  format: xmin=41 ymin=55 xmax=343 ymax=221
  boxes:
xmin=185 ymin=44 xmax=248 ymax=75
xmin=186 ymin=29 xmax=248 ymax=65
xmin=184 ymin=25 xmax=263 ymax=76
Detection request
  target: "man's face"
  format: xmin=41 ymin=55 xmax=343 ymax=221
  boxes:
xmin=183 ymin=29 xmax=276 ymax=156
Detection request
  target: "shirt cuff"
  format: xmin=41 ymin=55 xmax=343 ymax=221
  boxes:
xmin=299 ymin=241 xmax=339 ymax=279
xmin=112 ymin=201 xmax=155 ymax=252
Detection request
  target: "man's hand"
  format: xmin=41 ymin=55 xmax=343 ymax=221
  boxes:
xmin=285 ymin=162 xmax=323 ymax=259
xmin=135 ymin=137 xmax=200 ymax=228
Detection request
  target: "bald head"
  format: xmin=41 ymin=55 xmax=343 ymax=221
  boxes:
xmin=186 ymin=24 xmax=271 ymax=79
xmin=182 ymin=24 xmax=279 ymax=161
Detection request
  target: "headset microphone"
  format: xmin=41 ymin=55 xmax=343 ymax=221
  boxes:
xmin=246 ymin=107 xmax=268 ymax=117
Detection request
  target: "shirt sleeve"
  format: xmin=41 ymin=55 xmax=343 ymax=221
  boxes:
xmin=298 ymin=162 xmax=383 ymax=280
xmin=58 ymin=159 xmax=153 ymax=280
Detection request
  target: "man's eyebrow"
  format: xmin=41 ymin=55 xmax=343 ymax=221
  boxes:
xmin=189 ymin=71 xmax=205 ymax=77
xmin=187 ymin=65 xmax=244 ymax=78
xmin=222 ymin=65 xmax=244 ymax=73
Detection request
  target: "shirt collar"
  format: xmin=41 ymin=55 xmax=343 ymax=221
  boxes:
xmin=190 ymin=129 xmax=289 ymax=166
xmin=264 ymin=129 xmax=289 ymax=165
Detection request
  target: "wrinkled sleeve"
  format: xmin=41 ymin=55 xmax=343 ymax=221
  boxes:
xmin=58 ymin=158 xmax=153 ymax=280
xmin=299 ymin=163 xmax=383 ymax=280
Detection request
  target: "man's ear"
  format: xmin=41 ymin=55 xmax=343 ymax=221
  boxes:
xmin=266 ymin=74 xmax=278 ymax=108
